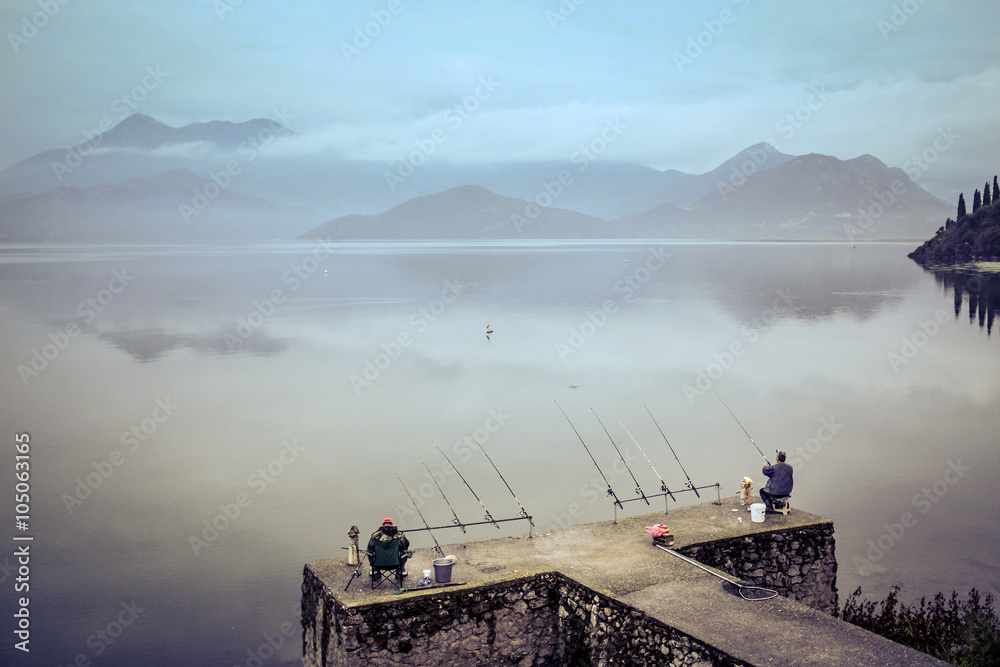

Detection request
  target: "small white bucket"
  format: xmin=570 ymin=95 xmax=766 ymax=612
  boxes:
xmin=750 ymin=503 xmax=765 ymax=523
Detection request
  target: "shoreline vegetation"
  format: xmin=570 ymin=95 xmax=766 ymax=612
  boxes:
xmin=909 ymin=175 xmax=1000 ymax=264
xmin=840 ymin=587 xmax=1000 ymax=665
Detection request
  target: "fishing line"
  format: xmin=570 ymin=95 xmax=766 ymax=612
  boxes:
xmin=620 ymin=420 xmax=676 ymax=501
xmin=396 ymin=474 xmax=444 ymax=557
xmin=556 ymin=400 xmax=623 ymax=509
xmin=421 ymin=458 xmax=465 ymax=533
xmin=708 ymin=386 xmax=770 ymax=465
xmin=592 ymin=408 xmax=648 ymax=504
xmin=644 ymin=405 xmax=700 ymax=498
xmin=472 ymin=436 xmax=534 ymax=527
xmin=435 ymin=445 xmax=499 ymax=528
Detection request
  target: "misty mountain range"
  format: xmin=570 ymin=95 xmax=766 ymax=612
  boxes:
xmin=0 ymin=114 xmax=952 ymax=243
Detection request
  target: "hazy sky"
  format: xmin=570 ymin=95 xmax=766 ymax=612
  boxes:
xmin=2 ymin=0 xmax=998 ymax=199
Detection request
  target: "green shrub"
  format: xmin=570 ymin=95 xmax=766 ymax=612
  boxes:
xmin=840 ymin=587 xmax=1000 ymax=665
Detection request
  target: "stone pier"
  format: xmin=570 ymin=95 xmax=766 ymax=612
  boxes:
xmin=301 ymin=498 xmax=947 ymax=666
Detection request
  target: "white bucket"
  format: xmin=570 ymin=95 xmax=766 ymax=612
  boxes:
xmin=750 ymin=503 xmax=765 ymax=523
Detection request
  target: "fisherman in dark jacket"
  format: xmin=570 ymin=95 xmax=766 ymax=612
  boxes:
xmin=759 ymin=450 xmax=793 ymax=511
xmin=367 ymin=517 xmax=410 ymax=576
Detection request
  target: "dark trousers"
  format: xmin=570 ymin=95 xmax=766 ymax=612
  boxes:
xmin=759 ymin=489 xmax=781 ymax=510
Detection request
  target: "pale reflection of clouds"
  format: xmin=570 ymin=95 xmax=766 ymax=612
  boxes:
xmin=1 ymin=242 xmax=998 ymax=665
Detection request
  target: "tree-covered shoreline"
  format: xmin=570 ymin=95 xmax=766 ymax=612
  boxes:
xmin=910 ymin=176 xmax=1000 ymax=264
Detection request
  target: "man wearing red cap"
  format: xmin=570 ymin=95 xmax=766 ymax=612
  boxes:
xmin=367 ymin=517 xmax=410 ymax=577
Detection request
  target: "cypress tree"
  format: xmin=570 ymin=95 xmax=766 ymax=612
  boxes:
xmin=958 ymin=193 xmax=967 ymax=219
xmin=993 ymin=176 xmax=999 ymax=204
xmin=985 ymin=182 xmax=993 ymax=207
xmin=973 ymin=189 xmax=982 ymax=213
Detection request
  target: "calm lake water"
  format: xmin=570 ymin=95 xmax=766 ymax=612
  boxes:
xmin=1 ymin=240 xmax=998 ymax=665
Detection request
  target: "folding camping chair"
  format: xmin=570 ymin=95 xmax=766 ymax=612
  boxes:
xmin=366 ymin=534 xmax=411 ymax=590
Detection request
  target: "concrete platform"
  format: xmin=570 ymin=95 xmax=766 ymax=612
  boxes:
xmin=307 ymin=498 xmax=947 ymax=666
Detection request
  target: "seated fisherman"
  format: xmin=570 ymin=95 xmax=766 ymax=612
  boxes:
xmin=367 ymin=517 xmax=410 ymax=577
xmin=759 ymin=450 xmax=793 ymax=512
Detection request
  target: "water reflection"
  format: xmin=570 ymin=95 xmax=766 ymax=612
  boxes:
xmin=927 ymin=267 xmax=1000 ymax=335
xmin=2 ymin=242 xmax=998 ymax=667
xmin=98 ymin=327 xmax=289 ymax=362
xmin=1 ymin=243 xmax=924 ymax=368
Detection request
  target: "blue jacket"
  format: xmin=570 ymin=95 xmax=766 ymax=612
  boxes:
xmin=762 ymin=461 xmax=793 ymax=496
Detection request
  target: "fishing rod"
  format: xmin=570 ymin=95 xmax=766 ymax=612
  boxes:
xmin=619 ymin=420 xmax=676 ymax=501
xmin=396 ymin=474 xmax=445 ymax=557
xmin=708 ymin=386 xmax=770 ymax=465
xmin=345 ymin=559 xmax=364 ymax=592
xmin=644 ymin=405 xmax=700 ymax=498
xmin=592 ymin=408 xmax=648 ymax=505
xmin=555 ymin=400 xmax=623 ymax=509
xmin=435 ymin=445 xmax=499 ymax=528
xmin=421 ymin=458 xmax=465 ymax=533
xmin=472 ymin=436 xmax=534 ymax=527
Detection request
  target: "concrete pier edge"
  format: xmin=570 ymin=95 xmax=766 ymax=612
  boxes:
xmin=302 ymin=499 xmax=948 ymax=666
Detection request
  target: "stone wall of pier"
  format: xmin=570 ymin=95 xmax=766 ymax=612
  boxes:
xmin=676 ymin=521 xmax=838 ymax=614
xmin=301 ymin=568 xmax=751 ymax=666
xmin=301 ymin=521 xmax=839 ymax=665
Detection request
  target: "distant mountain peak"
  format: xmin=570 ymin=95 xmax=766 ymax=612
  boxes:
xmin=300 ymin=185 xmax=612 ymax=240
xmin=716 ymin=143 xmax=794 ymax=173
xmin=115 ymin=113 xmax=167 ymax=129
xmin=647 ymin=142 xmax=795 ymax=210
xmin=848 ymin=154 xmax=887 ymax=169
xmin=96 ymin=114 xmax=293 ymax=151
xmin=429 ymin=184 xmax=493 ymax=198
